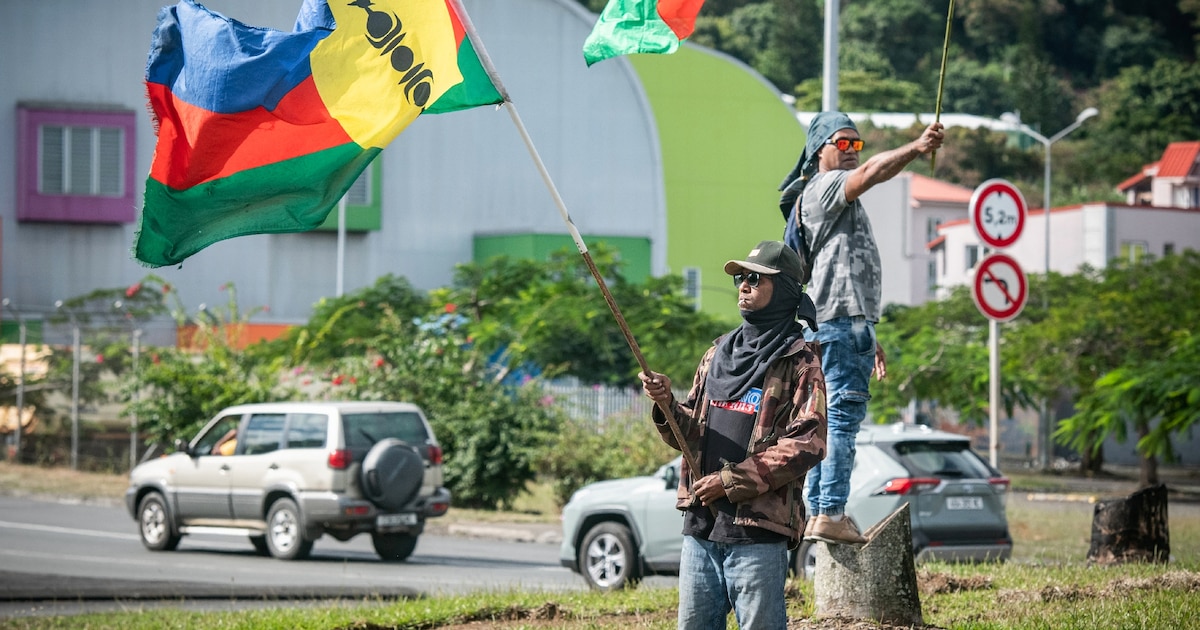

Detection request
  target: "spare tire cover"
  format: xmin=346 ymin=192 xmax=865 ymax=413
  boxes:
xmin=361 ymin=438 xmax=424 ymax=511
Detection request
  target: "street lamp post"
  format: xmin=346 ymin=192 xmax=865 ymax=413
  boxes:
xmin=1000 ymin=107 xmax=1099 ymax=278
xmin=999 ymin=107 xmax=1099 ymax=471
xmin=2 ymin=299 xmax=26 ymax=462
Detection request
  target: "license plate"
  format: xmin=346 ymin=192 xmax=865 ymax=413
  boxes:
xmin=377 ymin=513 xmax=418 ymax=528
xmin=946 ymin=496 xmax=984 ymax=510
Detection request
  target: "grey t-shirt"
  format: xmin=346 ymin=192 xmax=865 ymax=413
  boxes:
xmin=800 ymin=169 xmax=882 ymax=322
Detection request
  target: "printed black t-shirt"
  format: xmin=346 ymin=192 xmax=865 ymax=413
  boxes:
xmin=681 ymin=386 xmax=787 ymax=544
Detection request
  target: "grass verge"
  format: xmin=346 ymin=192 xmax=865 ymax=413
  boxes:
xmin=3 ymin=462 xmax=1199 ymax=629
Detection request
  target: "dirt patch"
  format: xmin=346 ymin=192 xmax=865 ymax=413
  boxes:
xmin=918 ymin=569 xmax=994 ymax=596
xmin=997 ymin=569 xmax=1200 ymax=605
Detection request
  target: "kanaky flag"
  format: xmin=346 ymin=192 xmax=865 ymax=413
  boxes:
xmin=135 ymin=0 xmax=504 ymax=267
xmin=582 ymin=0 xmax=705 ymax=67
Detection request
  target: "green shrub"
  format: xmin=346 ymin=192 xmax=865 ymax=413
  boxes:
xmin=539 ymin=412 xmax=675 ymax=506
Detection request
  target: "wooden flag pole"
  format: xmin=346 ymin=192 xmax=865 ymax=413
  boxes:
xmin=931 ymin=0 xmax=955 ymax=173
xmin=450 ymin=0 xmax=704 ymax=484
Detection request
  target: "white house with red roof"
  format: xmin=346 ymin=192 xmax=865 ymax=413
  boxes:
xmin=929 ymin=142 xmax=1200 ymax=300
xmin=858 ymin=172 xmax=975 ymax=308
xmin=1116 ymin=141 xmax=1200 ymax=207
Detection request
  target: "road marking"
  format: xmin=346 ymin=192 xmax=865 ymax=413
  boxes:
xmin=0 ymin=520 xmax=139 ymax=541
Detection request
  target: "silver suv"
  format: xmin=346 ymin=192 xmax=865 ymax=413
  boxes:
xmin=560 ymin=422 xmax=1011 ymax=589
xmin=125 ymin=401 xmax=449 ymax=561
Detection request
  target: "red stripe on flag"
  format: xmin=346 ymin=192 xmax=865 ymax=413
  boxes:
xmin=148 ymin=75 xmax=352 ymax=189
xmin=446 ymin=0 xmax=466 ymax=47
xmin=657 ymin=0 xmax=705 ymax=40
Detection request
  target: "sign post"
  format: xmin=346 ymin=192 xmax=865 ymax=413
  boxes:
xmin=969 ymin=179 xmax=1027 ymax=467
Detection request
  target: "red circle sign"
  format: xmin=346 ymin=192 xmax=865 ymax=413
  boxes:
xmin=972 ymin=253 xmax=1028 ymax=322
xmin=970 ymin=179 xmax=1027 ymax=249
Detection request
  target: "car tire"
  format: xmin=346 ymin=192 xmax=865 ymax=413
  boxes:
xmin=372 ymin=532 xmax=419 ymax=562
xmin=361 ymin=438 xmax=424 ymax=511
xmin=795 ymin=541 xmax=817 ymax=581
xmin=579 ymin=521 xmax=642 ymax=591
xmin=137 ymin=492 xmax=181 ymax=551
xmin=265 ymin=498 xmax=313 ymax=560
xmin=249 ymin=534 xmax=270 ymax=556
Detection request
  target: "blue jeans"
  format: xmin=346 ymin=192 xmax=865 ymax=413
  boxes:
xmin=805 ymin=316 xmax=875 ymax=516
xmin=677 ymin=536 xmax=788 ymax=630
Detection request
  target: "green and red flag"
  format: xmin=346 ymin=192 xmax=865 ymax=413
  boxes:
xmin=136 ymin=0 xmax=504 ymax=267
xmin=582 ymin=0 xmax=705 ymax=66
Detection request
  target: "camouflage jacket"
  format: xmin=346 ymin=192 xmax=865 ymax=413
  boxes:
xmin=651 ymin=335 xmax=827 ymax=543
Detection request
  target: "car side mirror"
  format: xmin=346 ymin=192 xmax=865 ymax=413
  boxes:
xmin=664 ymin=464 xmax=679 ymax=490
xmin=173 ymin=438 xmax=194 ymax=457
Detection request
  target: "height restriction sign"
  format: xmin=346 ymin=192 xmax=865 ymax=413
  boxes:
xmin=973 ymin=252 xmax=1028 ymax=322
xmin=970 ymin=179 xmax=1027 ymax=249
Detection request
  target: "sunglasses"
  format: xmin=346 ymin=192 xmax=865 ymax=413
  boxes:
xmin=825 ymin=137 xmax=865 ymax=152
xmin=732 ymin=272 xmax=762 ymax=288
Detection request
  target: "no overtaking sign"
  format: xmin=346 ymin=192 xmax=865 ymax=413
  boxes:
xmin=972 ymin=252 xmax=1027 ymax=322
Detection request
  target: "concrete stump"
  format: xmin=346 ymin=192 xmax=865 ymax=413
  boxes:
xmin=813 ymin=504 xmax=923 ymax=626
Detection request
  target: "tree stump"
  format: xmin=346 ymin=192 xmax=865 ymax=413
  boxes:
xmin=813 ymin=504 xmax=922 ymax=626
xmin=1087 ymin=483 xmax=1170 ymax=566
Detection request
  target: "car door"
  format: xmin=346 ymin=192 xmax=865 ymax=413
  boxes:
xmin=173 ymin=415 xmax=241 ymax=520
xmin=228 ymin=412 xmax=286 ymax=520
xmin=636 ymin=457 xmax=685 ymax=568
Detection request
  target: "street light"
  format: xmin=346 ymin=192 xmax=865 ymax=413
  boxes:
xmin=2 ymin=298 xmax=26 ymax=462
xmin=999 ymin=107 xmax=1099 ymax=472
xmin=1000 ymin=107 xmax=1100 ymax=278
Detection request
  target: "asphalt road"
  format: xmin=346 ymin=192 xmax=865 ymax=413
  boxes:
xmin=0 ymin=495 xmax=590 ymax=619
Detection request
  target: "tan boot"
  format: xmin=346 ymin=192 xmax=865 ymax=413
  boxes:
xmin=803 ymin=516 xmax=817 ymax=541
xmin=809 ymin=514 xmax=866 ymax=545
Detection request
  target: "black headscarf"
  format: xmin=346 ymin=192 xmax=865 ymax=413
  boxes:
xmin=706 ymin=273 xmax=808 ymax=402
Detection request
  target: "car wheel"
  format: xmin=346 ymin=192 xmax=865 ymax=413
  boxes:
xmin=249 ymin=534 xmax=270 ymax=556
xmin=265 ymin=498 xmax=313 ymax=560
xmin=137 ymin=492 xmax=181 ymax=551
xmin=372 ymin=532 xmax=419 ymax=562
xmin=361 ymin=438 xmax=424 ymax=511
xmin=795 ymin=541 xmax=817 ymax=581
xmin=579 ymin=521 xmax=641 ymax=591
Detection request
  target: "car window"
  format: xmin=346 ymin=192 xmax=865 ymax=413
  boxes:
xmin=194 ymin=415 xmax=241 ymax=455
xmin=343 ymin=411 xmax=430 ymax=448
xmin=892 ymin=441 xmax=996 ymax=479
xmin=286 ymin=413 xmax=328 ymax=448
xmin=242 ymin=413 xmax=286 ymax=455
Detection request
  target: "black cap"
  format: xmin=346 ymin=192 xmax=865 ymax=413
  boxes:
xmin=725 ymin=240 xmax=818 ymax=331
xmin=724 ymin=240 xmax=806 ymax=282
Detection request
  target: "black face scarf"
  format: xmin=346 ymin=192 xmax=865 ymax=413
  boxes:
xmin=706 ymin=274 xmax=806 ymax=402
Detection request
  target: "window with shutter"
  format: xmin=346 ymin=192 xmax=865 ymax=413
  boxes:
xmin=17 ymin=103 xmax=135 ymax=223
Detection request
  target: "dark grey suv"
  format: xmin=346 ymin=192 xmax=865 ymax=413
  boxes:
xmin=126 ymin=401 xmax=449 ymax=561
xmin=560 ymin=422 xmax=1011 ymax=589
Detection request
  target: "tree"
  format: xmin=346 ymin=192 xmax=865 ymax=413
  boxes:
xmin=1086 ymin=57 xmax=1200 ymax=184
xmin=264 ymin=274 xmax=428 ymax=366
xmin=1045 ymin=252 xmax=1200 ymax=485
xmin=122 ymin=283 xmax=292 ymax=447
xmin=435 ymin=244 xmax=729 ymax=387
xmin=324 ymin=306 xmax=562 ymax=510
xmin=870 ymin=287 xmax=1037 ymax=427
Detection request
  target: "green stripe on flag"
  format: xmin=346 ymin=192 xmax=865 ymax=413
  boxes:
xmin=427 ymin=38 xmax=504 ymax=114
xmin=136 ymin=144 xmax=379 ymax=267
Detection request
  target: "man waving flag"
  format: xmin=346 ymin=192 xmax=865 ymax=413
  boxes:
xmin=582 ymin=0 xmax=706 ymax=66
xmin=136 ymin=0 xmax=504 ymax=267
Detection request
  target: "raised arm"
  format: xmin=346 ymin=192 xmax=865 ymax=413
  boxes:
xmin=844 ymin=122 xmax=944 ymax=202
